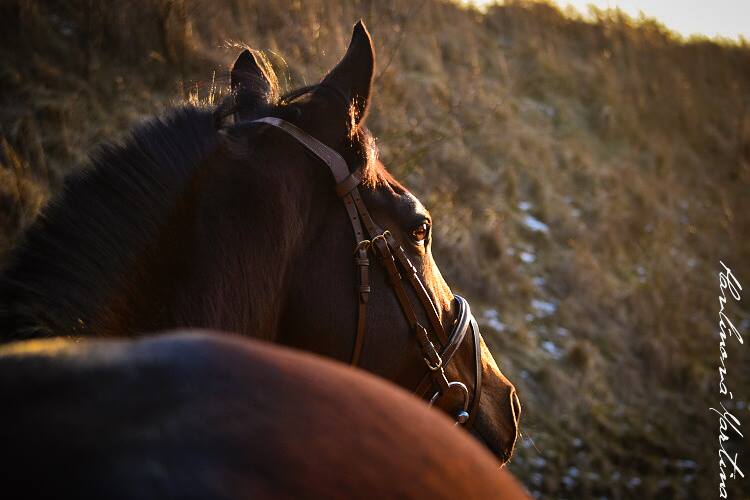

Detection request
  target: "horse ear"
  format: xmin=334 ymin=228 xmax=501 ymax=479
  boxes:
xmin=320 ymin=20 xmax=375 ymax=127
xmin=231 ymin=49 xmax=274 ymax=119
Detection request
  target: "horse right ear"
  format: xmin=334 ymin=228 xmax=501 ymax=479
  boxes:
xmin=319 ymin=20 xmax=375 ymax=129
xmin=231 ymin=49 xmax=276 ymax=120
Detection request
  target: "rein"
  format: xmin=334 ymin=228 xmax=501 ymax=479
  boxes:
xmin=250 ymin=117 xmax=482 ymax=427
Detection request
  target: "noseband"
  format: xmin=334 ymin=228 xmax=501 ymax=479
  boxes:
xmin=250 ymin=117 xmax=483 ymax=427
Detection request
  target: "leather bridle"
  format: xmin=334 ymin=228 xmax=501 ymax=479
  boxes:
xmin=250 ymin=117 xmax=483 ymax=427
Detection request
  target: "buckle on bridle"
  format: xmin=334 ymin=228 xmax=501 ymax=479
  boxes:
xmin=370 ymin=229 xmax=391 ymax=257
xmin=354 ymin=239 xmax=371 ymax=254
xmin=423 ymin=351 xmax=443 ymax=371
xmin=370 ymin=230 xmax=391 ymax=247
xmin=429 ymin=381 xmax=471 ymax=425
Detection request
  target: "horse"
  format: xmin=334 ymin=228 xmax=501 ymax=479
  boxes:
xmin=0 ymin=21 xmax=520 ymax=462
xmin=0 ymin=331 xmax=531 ymax=499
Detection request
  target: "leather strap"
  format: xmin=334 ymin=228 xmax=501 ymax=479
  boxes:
xmin=252 ymin=117 xmax=350 ymax=181
xmin=466 ymin=315 xmax=482 ymax=428
xmin=251 ymin=117 xmax=372 ymax=367
xmin=335 ymin=167 xmax=363 ymax=198
xmin=384 ymin=232 xmax=447 ymax=346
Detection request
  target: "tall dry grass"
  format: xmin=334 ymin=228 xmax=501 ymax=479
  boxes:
xmin=1 ymin=0 xmax=749 ymax=497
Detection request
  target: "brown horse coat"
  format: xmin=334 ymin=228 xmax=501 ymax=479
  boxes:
xmin=0 ymin=332 xmax=529 ymax=499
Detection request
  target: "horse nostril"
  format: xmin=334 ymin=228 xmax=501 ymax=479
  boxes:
xmin=510 ymin=389 xmax=521 ymax=427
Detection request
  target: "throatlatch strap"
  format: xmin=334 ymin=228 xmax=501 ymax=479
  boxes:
xmin=250 ymin=117 xmax=370 ymax=366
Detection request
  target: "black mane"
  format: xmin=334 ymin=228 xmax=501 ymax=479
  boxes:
xmin=0 ymin=106 xmax=219 ymax=341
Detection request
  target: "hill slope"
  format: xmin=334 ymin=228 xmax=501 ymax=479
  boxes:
xmin=1 ymin=0 xmax=749 ymax=497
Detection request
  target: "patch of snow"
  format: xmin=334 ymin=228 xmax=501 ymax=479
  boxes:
xmin=676 ymin=460 xmax=697 ymax=470
xmin=520 ymin=251 xmax=536 ymax=263
xmin=482 ymin=309 xmax=506 ymax=332
xmin=522 ymin=214 xmax=549 ymax=233
xmin=627 ymin=477 xmax=642 ymax=488
xmin=562 ymin=475 xmax=576 ymax=489
xmin=518 ymin=200 xmax=533 ymax=211
xmin=636 ymin=265 xmax=647 ymax=283
xmin=531 ymin=299 xmax=557 ymax=316
xmin=541 ymin=340 xmax=563 ymax=359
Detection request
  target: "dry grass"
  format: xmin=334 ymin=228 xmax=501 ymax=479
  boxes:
xmin=1 ymin=0 xmax=749 ymax=497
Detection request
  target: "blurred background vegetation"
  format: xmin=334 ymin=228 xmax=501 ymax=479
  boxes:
xmin=1 ymin=0 xmax=749 ymax=498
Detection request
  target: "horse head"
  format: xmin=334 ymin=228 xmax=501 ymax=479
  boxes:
xmin=217 ymin=22 xmax=520 ymax=462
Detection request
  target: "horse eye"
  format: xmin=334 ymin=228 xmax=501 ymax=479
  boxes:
xmin=411 ymin=222 xmax=430 ymax=243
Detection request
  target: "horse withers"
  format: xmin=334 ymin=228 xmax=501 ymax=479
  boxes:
xmin=0 ymin=21 xmax=520 ymax=461
xmin=0 ymin=332 xmax=530 ymax=499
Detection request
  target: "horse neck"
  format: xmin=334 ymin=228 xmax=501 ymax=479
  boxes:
xmin=0 ymin=111 xmax=323 ymax=344
xmin=0 ymin=107 xmax=218 ymax=341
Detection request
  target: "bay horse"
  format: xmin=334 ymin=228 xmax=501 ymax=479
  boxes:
xmin=0 ymin=21 xmax=519 ymax=461
xmin=0 ymin=332 xmax=530 ymax=499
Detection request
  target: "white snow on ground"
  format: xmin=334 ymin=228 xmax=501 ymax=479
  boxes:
xmin=531 ymin=299 xmax=557 ymax=316
xmin=481 ymin=309 xmax=507 ymax=332
xmin=518 ymin=200 xmax=533 ymax=211
xmin=541 ymin=340 xmax=563 ymax=359
xmin=522 ymin=214 xmax=550 ymax=233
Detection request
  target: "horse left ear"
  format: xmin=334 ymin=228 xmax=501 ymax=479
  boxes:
xmin=320 ymin=20 xmax=375 ymax=127
xmin=231 ymin=49 xmax=275 ymax=119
